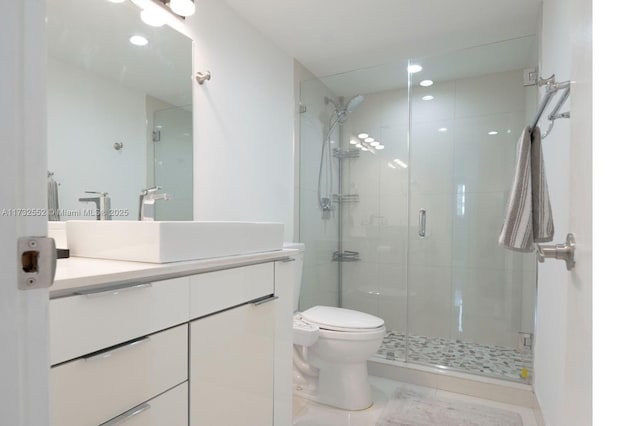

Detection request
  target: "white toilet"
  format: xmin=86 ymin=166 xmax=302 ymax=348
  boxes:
xmin=286 ymin=243 xmax=385 ymax=411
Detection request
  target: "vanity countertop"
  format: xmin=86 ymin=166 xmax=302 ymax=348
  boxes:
xmin=51 ymin=249 xmax=296 ymax=299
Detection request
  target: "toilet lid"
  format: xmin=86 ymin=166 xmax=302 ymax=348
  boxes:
xmin=300 ymin=306 xmax=385 ymax=332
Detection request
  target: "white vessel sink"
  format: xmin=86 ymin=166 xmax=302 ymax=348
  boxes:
xmin=65 ymin=220 xmax=284 ymax=263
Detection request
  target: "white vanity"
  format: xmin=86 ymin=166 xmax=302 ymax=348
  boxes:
xmin=49 ymin=249 xmax=295 ymax=426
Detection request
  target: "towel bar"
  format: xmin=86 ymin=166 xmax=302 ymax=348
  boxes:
xmin=536 ymin=233 xmax=576 ymax=270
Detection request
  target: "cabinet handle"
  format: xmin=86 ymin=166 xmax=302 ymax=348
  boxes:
xmin=252 ymin=295 xmax=279 ymax=306
xmin=101 ymin=403 xmax=151 ymax=425
xmin=279 ymin=257 xmax=295 ymax=263
xmin=75 ymin=283 xmax=153 ymax=298
xmin=84 ymin=336 xmax=149 ymax=362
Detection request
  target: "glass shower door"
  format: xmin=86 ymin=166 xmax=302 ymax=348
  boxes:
xmin=406 ymin=56 xmax=537 ymax=382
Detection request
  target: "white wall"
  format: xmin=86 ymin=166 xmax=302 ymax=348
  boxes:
xmin=48 ymin=57 xmax=147 ymax=220
xmin=534 ymin=0 xmax=592 ymax=424
xmin=185 ymin=0 xmax=295 ymax=241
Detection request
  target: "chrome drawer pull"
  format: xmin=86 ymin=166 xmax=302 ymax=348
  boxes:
xmin=76 ymin=283 xmax=153 ymax=298
xmin=101 ymin=403 xmax=151 ymax=425
xmin=84 ymin=336 xmax=149 ymax=362
xmin=279 ymin=257 xmax=295 ymax=263
xmin=252 ymin=295 xmax=279 ymax=306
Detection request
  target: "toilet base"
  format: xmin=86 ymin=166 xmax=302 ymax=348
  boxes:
xmin=294 ymin=362 xmax=373 ymax=411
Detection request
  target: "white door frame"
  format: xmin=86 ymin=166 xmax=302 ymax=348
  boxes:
xmin=0 ymin=0 xmax=50 ymax=425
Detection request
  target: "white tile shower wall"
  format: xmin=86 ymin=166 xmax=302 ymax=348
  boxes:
xmin=187 ymin=0 xmax=294 ymax=241
xmin=47 ymin=57 xmax=146 ymax=220
xmin=341 ymin=69 xmax=536 ymax=349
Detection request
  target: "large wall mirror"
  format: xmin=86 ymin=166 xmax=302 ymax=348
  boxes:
xmin=47 ymin=0 xmax=193 ymax=221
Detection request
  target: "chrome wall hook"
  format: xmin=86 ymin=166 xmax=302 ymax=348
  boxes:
xmin=195 ymin=70 xmax=211 ymax=85
xmin=537 ymin=233 xmax=576 ymax=271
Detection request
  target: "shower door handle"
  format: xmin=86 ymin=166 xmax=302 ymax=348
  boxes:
xmin=418 ymin=209 xmax=426 ymax=238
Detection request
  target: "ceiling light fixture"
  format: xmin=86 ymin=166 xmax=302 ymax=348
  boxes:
xmin=422 ymin=95 xmax=434 ymax=101
xmin=419 ymin=79 xmax=434 ymax=87
xmin=357 ymin=133 xmax=369 ymax=139
xmin=407 ymin=64 xmax=423 ymax=74
xmin=364 ymin=137 xmax=374 ymax=143
xmin=488 ymin=131 xmax=498 ymax=135
xmin=140 ymin=8 xmax=166 ymax=27
xmin=438 ymin=127 xmax=448 ymax=132
xmin=169 ymin=0 xmax=195 ymax=17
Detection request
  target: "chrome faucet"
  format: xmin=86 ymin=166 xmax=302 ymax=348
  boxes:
xmin=138 ymin=186 xmax=170 ymax=221
xmin=79 ymin=191 xmax=111 ymax=220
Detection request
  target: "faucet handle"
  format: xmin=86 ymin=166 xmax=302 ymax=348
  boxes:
xmin=141 ymin=186 xmax=162 ymax=195
xmin=84 ymin=191 xmax=109 ymax=196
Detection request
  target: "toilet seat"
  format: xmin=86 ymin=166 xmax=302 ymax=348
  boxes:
xmin=300 ymin=306 xmax=385 ymax=332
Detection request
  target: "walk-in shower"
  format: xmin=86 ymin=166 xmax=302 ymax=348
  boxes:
xmin=298 ymin=36 xmax=538 ymax=383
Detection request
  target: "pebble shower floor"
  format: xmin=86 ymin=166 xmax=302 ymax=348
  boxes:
xmin=376 ymin=331 xmax=533 ymax=382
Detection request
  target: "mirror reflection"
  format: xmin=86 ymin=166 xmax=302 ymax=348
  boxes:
xmin=47 ymin=0 xmax=193 ymax=221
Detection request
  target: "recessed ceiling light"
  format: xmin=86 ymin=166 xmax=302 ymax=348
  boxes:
xmin=129 ymin=35 xmax=149 ymax=46
xmin=350 ymin=139 xmax=358 ymax=145
xmin=422 ymin=95 xmax=434 ymax=101
xmin=375 ymin=145 xmax=384 ymax=150
xmin=357 ymin=133 xmax=369 ymax=139
xmin=140 ymin=9 xmax=165 ymax=27
xmin=438 ymin=127 xmax=448 ymax=132
xmin=364 ymin=137 xmax=374 ymax=143
xmin=419 ymin=79 xmax=434 ymax=87
xmin=488 ymin=131 xmax=498 ymax=135
xmin=370 ymin=141 xmax=380 ymax=147
xmin=407 ymin=64 xmax=423 ymax=74
xmin=355 ymin=143 xmax=363 ymax=148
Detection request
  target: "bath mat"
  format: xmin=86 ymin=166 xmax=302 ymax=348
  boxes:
xmin=376 ymin=387 xmax=523 ymax=426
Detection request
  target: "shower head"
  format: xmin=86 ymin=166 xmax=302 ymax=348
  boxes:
xmin=325 ymin=94 xmax=365 ymax=117
xmin=345 ymin=94 xmax=364 ymax=113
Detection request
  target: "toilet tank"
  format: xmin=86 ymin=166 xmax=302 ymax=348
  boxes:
xmin=284 ymin=242 xmax=304 ymax=312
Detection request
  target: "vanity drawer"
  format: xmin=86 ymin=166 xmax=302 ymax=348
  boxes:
xmin=190 ymin=262 xmax=274 ymax=319
xmin=50 ymin=277 xmax=189 ymax=365
xmin=50 ymin=324 xmax=187 ymax=426
xmin=102 ymin=382 xmax=188 ymax=426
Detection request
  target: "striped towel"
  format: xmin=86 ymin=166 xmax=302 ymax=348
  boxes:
xmin=498 ymin=126 xmax=554 ymax=252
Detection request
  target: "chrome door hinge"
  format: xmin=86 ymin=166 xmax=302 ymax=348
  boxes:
xmin=18 ymin=236 xmax=56 ymax=290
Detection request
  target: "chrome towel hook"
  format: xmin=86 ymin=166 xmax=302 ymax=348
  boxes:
xmin=537 ymin=233 xmax=576 ymax=271
xmin=195 ymin=70 xmax=211 ymax=85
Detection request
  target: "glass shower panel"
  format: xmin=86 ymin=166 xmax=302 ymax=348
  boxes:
xmin=406 ymin=39 xmax=538 ymax=382
xmin=298 ymin=63 xmax=411 ymax=362
xmin=153 ymin=106 xmax=193 ymax=221
xmin=298 ymin=78 xmax=341 ymax=311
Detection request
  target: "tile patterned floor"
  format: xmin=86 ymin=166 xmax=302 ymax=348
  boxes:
xmin=376 ymin=331 xmax=533 ymax=382
xmin=293 ymin=376 xmax=538 ymax=426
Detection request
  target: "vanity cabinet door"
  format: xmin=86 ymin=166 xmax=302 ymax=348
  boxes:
xmin=190 ymin=300 xmax=276 ymax=426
